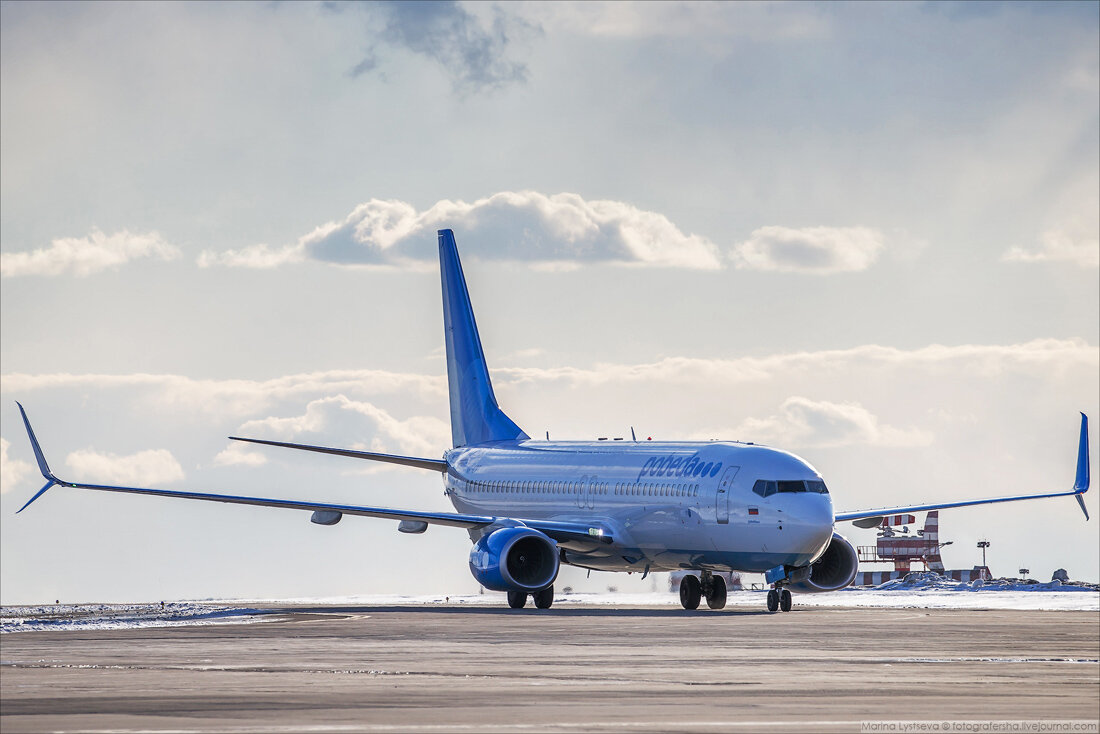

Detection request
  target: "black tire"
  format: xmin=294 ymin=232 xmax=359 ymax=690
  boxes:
xmin=507 ymin=590 xmax=527 ymax=609
xmin=533 ymin=586 xmax=554 ymax=609
xmin=705 ymin=575 xmax=727 ymax=610
xmin=679 ymin=574 xmax=702 ymax=610
xmin=779 ymin=588 xmax=792 ymax=612
xmin=766 ymin=588 xmax=779 ymax=612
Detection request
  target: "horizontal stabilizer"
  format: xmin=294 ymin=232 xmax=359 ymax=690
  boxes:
xmin=229 ymin=437 xmax=447 ymax=472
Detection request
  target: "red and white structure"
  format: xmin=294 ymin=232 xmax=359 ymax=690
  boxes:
xmin=855 ymin=511 xmax=990 ymax=585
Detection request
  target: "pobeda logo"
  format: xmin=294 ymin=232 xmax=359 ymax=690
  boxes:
xmin=638 ymin=453 xmax=722 ymax=482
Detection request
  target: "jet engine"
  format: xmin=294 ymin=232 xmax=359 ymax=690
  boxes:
xmin=786 ymin=532 xmax=859 ymax=593
xmin=469 ymin=526 xmax=559 ymax=592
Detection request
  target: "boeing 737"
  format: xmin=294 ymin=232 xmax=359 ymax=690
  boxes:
xmin=15 ymin=229 xmax=1092 ymax=612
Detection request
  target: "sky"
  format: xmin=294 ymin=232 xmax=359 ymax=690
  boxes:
xmin=1 ymin=0 xmax=1097 ymax=604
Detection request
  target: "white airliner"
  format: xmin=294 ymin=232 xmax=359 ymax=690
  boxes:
xmin=16 ymin=229 xmax=1091 ymax=612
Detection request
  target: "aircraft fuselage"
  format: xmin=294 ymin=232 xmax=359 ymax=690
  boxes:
xmin=446 ymin=439 xmax=835 ymax=574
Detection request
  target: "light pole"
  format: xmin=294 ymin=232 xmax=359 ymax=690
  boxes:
xmin=977 ymin=540 xmax=991 ymax=567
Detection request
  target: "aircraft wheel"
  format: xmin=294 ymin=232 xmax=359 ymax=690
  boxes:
xmin=533 ymin=586 xmax=554 ymax=609
xmin=779 ymin=588 xmax=792 ymax=612
xmin=507 ymin=590 xmax=527 ymax=609
xmin=766 ymin=589 xmax=779 ymax=612
xmin=705 ymin=574 xmax=727 ymax=610
xmin=679 ymin=574 xmax=701 ymax=610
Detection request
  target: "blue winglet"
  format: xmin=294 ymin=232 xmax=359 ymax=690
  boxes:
xmin=1073 ymin=413 xmax=1089 ymax=520
xmin=15 ymin=402 xmax=63 ymax=513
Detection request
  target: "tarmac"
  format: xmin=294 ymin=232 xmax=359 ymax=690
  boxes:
xmin=2 ymin=603 xmax=1098 ymax=733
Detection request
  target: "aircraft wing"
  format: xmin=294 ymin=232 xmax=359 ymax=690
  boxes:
xmin=836 ymin=413 xmax=1091 ymax=526
xmin=14 ymin=403 xmax=613 ymax=546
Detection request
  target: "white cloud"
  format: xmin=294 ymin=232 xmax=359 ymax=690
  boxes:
xmin=2 ymin=369 xmax=446 ymax=418
xmin=1 ymin=229 xmax=181 ymax=278
xmin=1 ymin=437 xmax=34 ymax=493
xmin=494 ymin=338 xmax=1098 ymax=388
xmin=199 ymin=191 xmax=724 ymax=270
xmin=1003 ymin=229 xmax=1099 ymax=268
xmin=211 ymin=443 xmax=268 ymax=468
xmin=64 ymin=448 xmax=184 ymax=486
xmin=522 ymin=2 xmax=829 ymax=42
xmin=722 ymin=396 xmax=934 ymax=449
xmin=232 ymin=395 xmax=450 ymax=460
xmin=730 ymin=225 xmax=886 ymax=274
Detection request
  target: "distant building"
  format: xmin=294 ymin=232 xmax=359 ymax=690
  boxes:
xmin=855 ymin=511 xmax=991 ymax=585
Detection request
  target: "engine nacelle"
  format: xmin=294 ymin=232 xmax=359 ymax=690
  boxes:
xmin=786 ymin=532 xmax=859 ymax=593
xmin=469 ymin=527 xmax=559 ymax=592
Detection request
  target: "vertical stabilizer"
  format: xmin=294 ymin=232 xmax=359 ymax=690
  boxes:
xmin=438 ymin=230 xmax=528 ymax=447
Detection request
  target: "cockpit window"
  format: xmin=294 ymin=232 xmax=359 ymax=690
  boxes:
xmin=752 ymin=480 xmax=777 ymax=497
xmin=753 ymin=479 xmax=828 ymax=496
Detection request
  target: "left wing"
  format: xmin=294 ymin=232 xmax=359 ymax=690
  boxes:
xmin=836 ymin=413 xmax=1091 ymax=526
xmin=14 ymin=403 xmax=613 ymax=547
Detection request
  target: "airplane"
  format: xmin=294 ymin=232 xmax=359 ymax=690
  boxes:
xmin=15 ymin=229 xmax=1092 ymax=613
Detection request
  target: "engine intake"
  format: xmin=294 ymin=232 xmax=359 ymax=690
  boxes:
xmin=786 ymin=532 xmax=859 ymax=593
xmin=469 ymin=527 xmax=559 ymax=592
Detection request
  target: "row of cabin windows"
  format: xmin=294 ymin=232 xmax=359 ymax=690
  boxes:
xmin=460 ymin=479 xmax=700 ymax=498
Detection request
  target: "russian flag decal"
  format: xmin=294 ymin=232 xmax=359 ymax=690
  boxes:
xmin=748 ymin=507 xmax=759 ymax=515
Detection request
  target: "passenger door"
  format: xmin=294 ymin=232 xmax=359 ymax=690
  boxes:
xmin=715 ymin=466 xmax=740 ymax=524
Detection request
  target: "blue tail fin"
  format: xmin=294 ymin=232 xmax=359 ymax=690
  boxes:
xmin=438 ymin=230 xmax=528 ymax=448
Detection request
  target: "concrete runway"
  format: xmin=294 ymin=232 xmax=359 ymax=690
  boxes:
xmin=2 ymin=604 xmax=1098 ymax=733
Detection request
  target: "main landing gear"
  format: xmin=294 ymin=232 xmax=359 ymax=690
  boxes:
xmin=678 ymin=571 xmax=727 ymax=610
xmin=766 ymin=587 xmax=793 ymax=613
xmin=507 ymin=586 xmax=555 ymax=610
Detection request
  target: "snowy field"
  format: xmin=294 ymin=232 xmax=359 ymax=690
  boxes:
xmin=3 ymin=576 xmax=1096 ymax=633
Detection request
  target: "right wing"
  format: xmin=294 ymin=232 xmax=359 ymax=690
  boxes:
xmin=14 ymin=403 xmax=613 ymax=547
xmin=835 ymin=413 xmax=1091 ymax=525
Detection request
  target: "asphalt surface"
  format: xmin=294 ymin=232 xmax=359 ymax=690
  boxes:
xmin=2 ymin=604 xmax=1098 ymax=733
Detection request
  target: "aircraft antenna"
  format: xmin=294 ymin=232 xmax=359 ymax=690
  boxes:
xmin=630 ymin=427 xmax=637 ymax=442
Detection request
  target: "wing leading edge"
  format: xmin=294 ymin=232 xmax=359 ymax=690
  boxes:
xmin=836 ymin=413 xmax=1091 ymax=524
xmin=14 ymin=403 xmax=613 ymax=546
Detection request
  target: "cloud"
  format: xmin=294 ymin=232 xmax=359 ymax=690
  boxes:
xmin=1 ymin=229 xmax=181 ymax=278
xmin=723 ymin=397 xmax=934 ymax=449
xmin=1003 ymin=229 xmax=1099 ymax=268
xmin=2 ymin=369 xmax=446 ymax=418
xmin=64 ymin=448 xmax=184 ymax=485
xmin=343 ymin=1 xmax=531 ymax=93
xmin=1 ymin=437 xmax=33 ymax=493
xmin=494 ymin=338 xmax=1098 ymax=388
xmin=222 ymin=395 xmax=450 ymax=464
xmin=730 ymin=225 xmax=886 ymax=274
xmin=211 ymin=443 xmax=268 ymax=468
xmin=524 ymin=2 xmax=829 ymax=42
xmin=199 ymin=191 xmax=724 ymax=270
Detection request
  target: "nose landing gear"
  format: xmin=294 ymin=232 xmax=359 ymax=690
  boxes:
xmin=767 ymin=586 xmax=793 ymax=612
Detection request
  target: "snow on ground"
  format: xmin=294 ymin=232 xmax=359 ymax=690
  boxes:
xmin=0 ymin=602 xmax=272 ymax=633
xmin=3 ymin=575 xmax=1096 ymax=632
